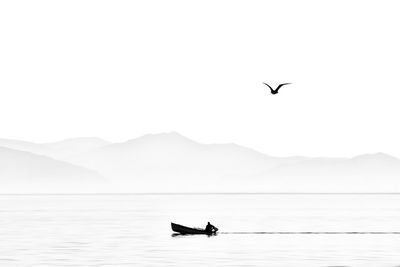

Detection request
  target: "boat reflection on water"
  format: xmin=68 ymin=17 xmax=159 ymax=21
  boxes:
xmin=171 ymin=233 xmax=218 ymax=237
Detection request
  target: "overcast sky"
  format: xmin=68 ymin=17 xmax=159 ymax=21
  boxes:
xmin=1 ymin=0 xmax=399 ymax=157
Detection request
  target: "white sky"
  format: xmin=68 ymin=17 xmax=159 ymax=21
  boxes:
xmin=1 ymin=0 xmax=400 ymax=157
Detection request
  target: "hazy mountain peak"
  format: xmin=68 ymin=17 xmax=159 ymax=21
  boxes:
xmin=142 ymin=131 xmax=194 ymax=140
xmin=121 ymin=132 xmax=200 ymax=146
xmin=352 ymin=152 xmax=400 ymax=162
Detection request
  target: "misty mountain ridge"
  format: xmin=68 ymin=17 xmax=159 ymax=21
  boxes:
xmin=0 ymin=146 xmax=105 ymax=193
xmin=0 ymin=137 xmax=111 ymax=159
xmin=1 ymin=132 xmax=400 ymax=193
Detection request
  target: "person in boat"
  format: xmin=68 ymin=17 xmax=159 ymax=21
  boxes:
xmin=205 ymin=222 xmax=218 ymax=233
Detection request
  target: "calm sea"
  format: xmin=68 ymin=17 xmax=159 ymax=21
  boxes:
xmin=1 ymin=194 xmax=400 ymax=266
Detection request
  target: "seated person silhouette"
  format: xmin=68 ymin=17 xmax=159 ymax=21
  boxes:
xmin=205 ymin=222 xmax=218 ymax=233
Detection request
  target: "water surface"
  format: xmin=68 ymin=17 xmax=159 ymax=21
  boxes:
xmin=1 ymin=194 xmax=400 ymax=266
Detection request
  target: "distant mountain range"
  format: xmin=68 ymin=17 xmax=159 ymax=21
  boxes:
xmin=0 ymin=146 xmax=104 ymax=193
xmin=0 ymin=137 xmax=111 ymax=159
xmin=1 ymin=132 xmax=400 ymax=193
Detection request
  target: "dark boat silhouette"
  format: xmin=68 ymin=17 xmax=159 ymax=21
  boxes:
xmin=171 ymin=222 xmax=217 ymax=235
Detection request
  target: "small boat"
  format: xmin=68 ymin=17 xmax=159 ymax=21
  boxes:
xmin=171 ymin=222 xmax=217 ymax=235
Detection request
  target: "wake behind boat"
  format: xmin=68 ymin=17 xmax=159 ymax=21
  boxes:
xmin=171 ymin=222 xmax=218 ymax=235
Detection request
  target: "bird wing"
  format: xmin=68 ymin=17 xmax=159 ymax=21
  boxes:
xmin=263 ymin=82 xmax=274 ymax=92
xmin=275 ymin=83 xmax=291 ymax=92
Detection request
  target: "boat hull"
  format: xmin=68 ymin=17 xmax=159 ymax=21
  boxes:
xmin=171 ymin=222 xmax=216 ymax=235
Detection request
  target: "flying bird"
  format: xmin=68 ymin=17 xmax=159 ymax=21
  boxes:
xmin=263 ymin=82 xmax=291 ymax=95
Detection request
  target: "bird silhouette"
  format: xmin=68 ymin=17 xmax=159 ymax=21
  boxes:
xmin=263 ymin=82 xmax=291 ymax=95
